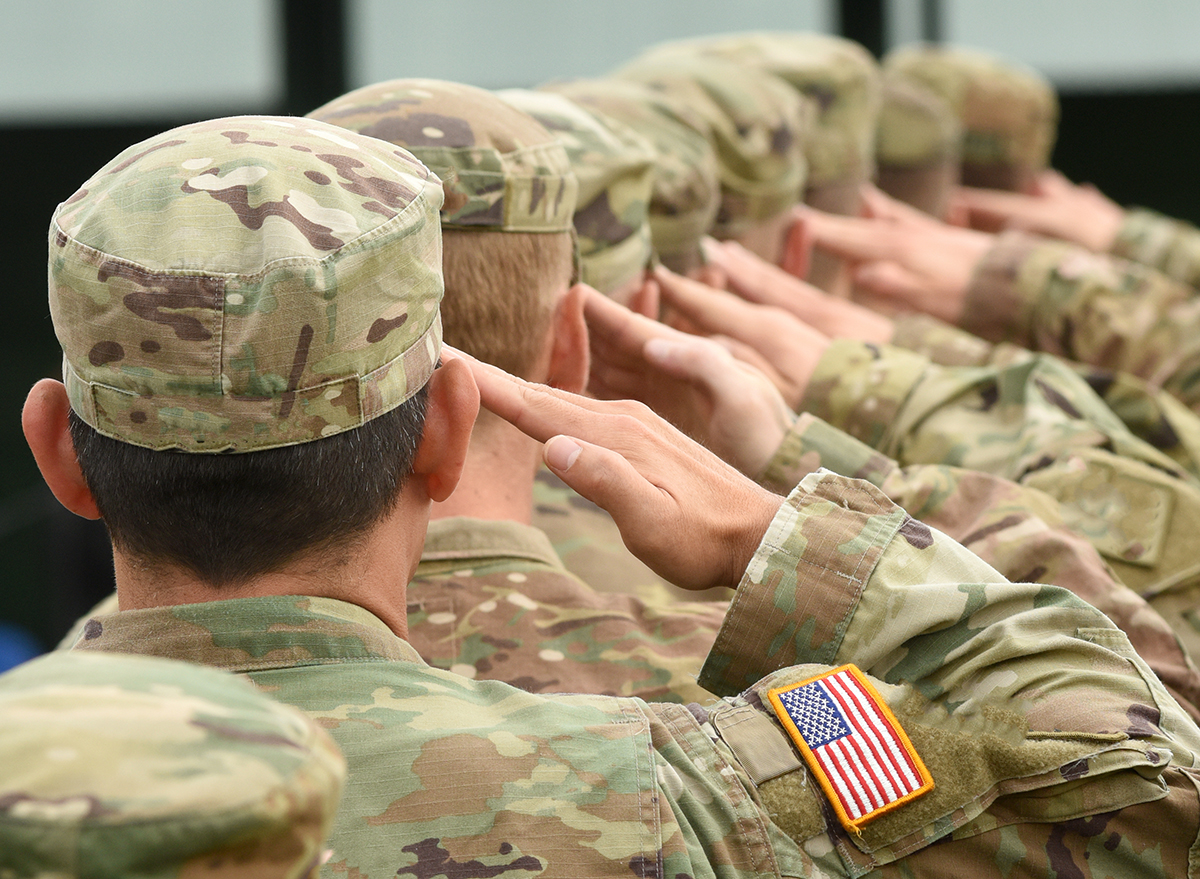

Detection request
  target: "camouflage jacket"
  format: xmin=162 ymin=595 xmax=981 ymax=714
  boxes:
xmin=1113 ymin=207 xmax=1200 ymax=291
xmin=760 ymin=413 xmax=1200 ymax=723
xmin=529 ymin=409 xmax=1200 ymax=721
xmin=891 ymin=311 xmax=1200 ymax=481
xmin=802 ymin=339 xmax=1200 ymax=663
xmin=69 ymin=471 xmax=1200 ymax=879
xmin=955 ymin=230 xmax=1200 ymax=412
xmin=407 ymin=516 xmax=726 ymax=703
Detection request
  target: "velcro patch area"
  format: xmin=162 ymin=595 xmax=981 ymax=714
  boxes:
xmin=768 ymin=664 xmax=933 ymax=833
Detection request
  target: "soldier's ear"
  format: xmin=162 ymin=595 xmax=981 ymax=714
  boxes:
xmin=411 ymin=357 xmax=480 ymax=503
xmin=546 ymin=283 xmax=589 ymax=396
xmin=22 ymin=379 xmax=101 ymax=520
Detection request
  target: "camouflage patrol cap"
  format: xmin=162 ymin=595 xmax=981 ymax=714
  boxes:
xmin=633 ymin=32 xmax=882 ymax=196
xmin=884 ymin=44 xmax=1059 ymax=190
xmin=0 ymin=650 xmax=345 ymax=879
xmin=50 ymin=116 xmax=445 ymax=454
xmin=614 ymin=53 xmax=811 ymax=238
xmin=497 ymin=88 xmax=655 ymax=296
xmin=308 ymin=79 xmax=577 ymax=233
xmin=874 ymin=74 xmax=962 ymax=218
xmin=540 ymin=78 xmax=720 ymax=273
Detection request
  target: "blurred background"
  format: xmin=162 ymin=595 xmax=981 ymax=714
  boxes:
xmin=3 ymin=0 xmax=1199 ymax=657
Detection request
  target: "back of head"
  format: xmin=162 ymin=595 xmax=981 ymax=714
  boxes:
xmin=498 ymin=88 xmax=656 ymax=299
xmin=541 ymin=77 xmax=721 ymax=275
xmin=884 ymin=43 xmax=1059 ymax=191
xmin=308 ymin=80 xmax=578 ymax=375
xmin=52 ymin=116 xmax=445 ymax=585
xmin=614 ymin=52 xmax=812 ymax=240
xmin=633 ymin=31 xmax=882 ymax=217
xmin=0 ymin=650 xmax=346 ymax=878
xmin=875 ymin=74 xmax=962 ymax=218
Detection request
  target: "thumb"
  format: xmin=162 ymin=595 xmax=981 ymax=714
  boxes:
xmin=542 ymin=434 xmax=663 ymax=556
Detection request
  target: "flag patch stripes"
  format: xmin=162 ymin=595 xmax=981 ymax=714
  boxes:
xmin=767 ymin=664 xmax=933 ymax=832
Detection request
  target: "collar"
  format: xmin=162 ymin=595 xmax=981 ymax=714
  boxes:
xmin=69 ymin=595 xmax=423 ymax=672
xmin=421 ymin=517 xmax=565 ymax=569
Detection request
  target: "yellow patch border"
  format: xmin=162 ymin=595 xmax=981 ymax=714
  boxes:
xmin=767 ymin=663 xmax=934 ymax=834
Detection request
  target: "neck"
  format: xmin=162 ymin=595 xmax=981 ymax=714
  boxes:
xmin=113 ymin=482 xmax=431 ymax=639
xmin=432 ymin=416 xmax=540 ymax=525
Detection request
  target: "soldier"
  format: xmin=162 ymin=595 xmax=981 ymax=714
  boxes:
xmin=306 ymin=80 xmax=724 ymax=699
xmin=28 ymin=115 xmax=1200 ymax=877
xmin=0 ymin=650 xmax=345 ymax=878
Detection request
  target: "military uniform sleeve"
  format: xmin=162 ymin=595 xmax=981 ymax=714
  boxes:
xmin=959 ymin=231 xmax=1200 ymax=411
xmin=1112 ymin=206 xmax=1200 ymax=290
xmin=756 ymin=417 xmax=1200 ymax=722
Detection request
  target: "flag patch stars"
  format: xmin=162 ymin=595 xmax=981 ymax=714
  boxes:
xmin=768 ymin=664 xmax=933 ymax=832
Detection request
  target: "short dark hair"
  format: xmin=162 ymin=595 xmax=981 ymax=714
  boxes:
xmin=68 ymin=387 xmax=428 ymax=587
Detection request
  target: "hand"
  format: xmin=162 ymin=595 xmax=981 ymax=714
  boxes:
xmin=704 ymin=238 xmax=894 ymax=343
xmin=584 ymin=288 xmax=797 ymax=478
xmin=455 ymin=348 xmax=783 ymax=592
xmin=798 ymin=187 xmax=993 ymax=324
xmin=952 ymin=169 xmax=1125 ymax=252
xmin=652 ymin=265 xmax=831 ymax=409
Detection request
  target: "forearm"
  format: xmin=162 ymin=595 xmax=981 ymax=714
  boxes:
xmin=1112 ymin=207 xmax=1200 ymax=290
xmin=962 ymin=232 xmax=1200 ymax=411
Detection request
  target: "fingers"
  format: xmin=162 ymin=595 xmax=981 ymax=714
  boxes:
xmin=798 ymin=206 xmax=905 ymax=263
xmin=643 ymin=333 xmax=739 ymax=400
xmin=859 ymin=184 xmax=933 ymax=226
xmin=465 ymin=354 xmax=615 ymax=444
xmin=653 ymin=265 xmax=779 ymax=342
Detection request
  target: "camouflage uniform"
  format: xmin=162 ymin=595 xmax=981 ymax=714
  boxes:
xmin=407 ymin=516 xmax=726 ymax=703
xmin=890 ymin=311 xmax=1200 ymax=481
xmin=632 ymin=32 xmax=882 ymax=216
xmin=802 ymin=337 xmax=1200 ymax=660
xmin=49 ymin=117 xmax=1200 ymax=879
xmin=947 ymin=231 xmax=1200 ymax=413
xmin=0 ymin=650 xmax=345 ymax=878
xmin=539 ymin=77 xmax=721 ymax=273
xmin=873 ymin=74 xmax=961 ymax=219
xmin=70 ymin=469 xmax=1200 ymax=879
xmin=1112 ymin=207 xmax=1200 ymax=289
xmin=883 ymin=44 xmax=1058 ymax=192
xmin=612 ymin=53 xmax=811 ymax=240
xmin=496 ymin=88 xmax=656 ymax=296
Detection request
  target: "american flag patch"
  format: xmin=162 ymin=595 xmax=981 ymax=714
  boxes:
xmin=767 ymin=664 xmax=933 ymax=832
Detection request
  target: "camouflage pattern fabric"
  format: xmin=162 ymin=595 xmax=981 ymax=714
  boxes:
xmin=407 ymin=516 xmax=725 ymax=703
xmin=891 ymin=311 xmax=1200 ymax=481
xmin=68 ymin=471 xmax=1200 ymax=879
xmin=874 ymin=74 xmax=962 ymax=219
xmin=308 ymin=79 xmax=577 ymax=234
xmin=496 ymin=88 xmax=655 ymax=296
xmin=49 ymin=117 xmax=445 ymax=452
xmin=803 ymin=338 xmax=1200 ymax=663
xmin=963 ymin=231 xmax=1200 ymax=412
xmin=539 ymin=78 xmax=721 ymax=272
xmin=760 ymin=412 xmax=1200 ymax=724
xmin=613 ymin=53 xmax=810 ymax=238
xmin=632 ymin=31 xmax=881 ymax=193
xmin=1112 ymin=206 xmax=1200 ymax=290
xmin=884 ymin=43 xmax=1058 ymax=191
xmin=0 ymin=650 xmax=345 ymax=879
